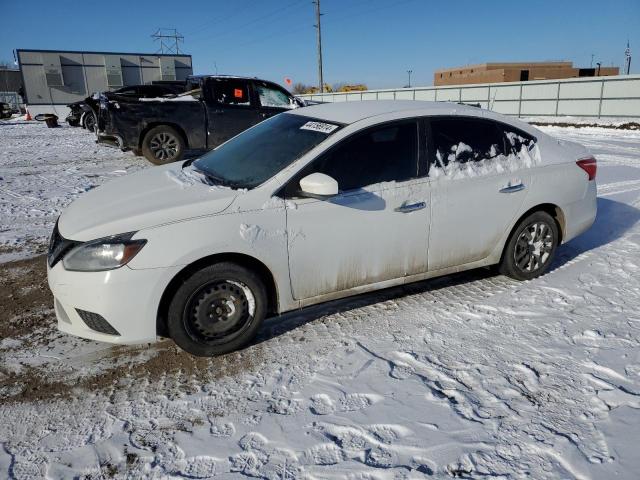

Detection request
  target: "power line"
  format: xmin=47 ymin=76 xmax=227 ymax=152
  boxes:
xmin=190 ymin=0 xmax=306 ymax=42
xmin=186 ymin=0 xmax=259 ymax=36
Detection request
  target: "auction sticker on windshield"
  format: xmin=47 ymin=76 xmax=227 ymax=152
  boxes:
xmin=300 ymin=121 xmax=339 ymax=134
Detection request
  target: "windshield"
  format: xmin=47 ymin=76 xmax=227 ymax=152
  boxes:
xmin=193 ymin=114 xmax=341 ymax=189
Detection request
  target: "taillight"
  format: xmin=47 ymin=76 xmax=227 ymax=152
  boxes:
xmin=576 ymin=157 xmax=597 ymax=181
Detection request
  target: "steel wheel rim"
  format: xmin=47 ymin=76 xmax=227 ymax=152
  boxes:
xmin=149 ymin=132 xmax=179 ymax=161
xmin=514 ymin=221 xmax=554 ymax=273
xmin=184 ymin=280 xmax=256 ymax=344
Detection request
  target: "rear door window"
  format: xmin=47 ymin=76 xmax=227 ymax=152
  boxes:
xmin=430 ymin=117 xmax=505 ymax=168
xmin=501 ymin=125 xmax=536 ymax=154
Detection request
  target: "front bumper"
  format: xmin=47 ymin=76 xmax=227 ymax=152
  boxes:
xmin=48 ymin=262 xmax=181 ymax=344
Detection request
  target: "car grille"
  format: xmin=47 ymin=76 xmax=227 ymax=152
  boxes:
xmin=76 ymin=309 xmax=121 ymax=336
xmin=48 ymin=221 xmax=79 ymax=268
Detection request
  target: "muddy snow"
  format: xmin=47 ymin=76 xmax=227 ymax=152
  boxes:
xmin=1 ymin=119 xmax=640 ymax=479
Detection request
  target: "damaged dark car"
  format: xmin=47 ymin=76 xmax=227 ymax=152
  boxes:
xmin=96 ymin=75 xmax=304 ymax=164
xmin=66 ymin=82 xmax=187 ymax=131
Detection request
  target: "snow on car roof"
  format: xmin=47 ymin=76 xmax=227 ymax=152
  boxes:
xmin=289 ymin=100 xmax=486 ymax=124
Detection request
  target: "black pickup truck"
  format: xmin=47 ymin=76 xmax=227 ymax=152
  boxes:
xmin=67 ymin=82 xmax=187 ymax=131
xmin=97 ymin=75 xmax=304 ymax=164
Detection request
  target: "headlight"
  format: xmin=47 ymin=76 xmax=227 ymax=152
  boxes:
xmin=62 ymin=232 xmax=146 ymax=272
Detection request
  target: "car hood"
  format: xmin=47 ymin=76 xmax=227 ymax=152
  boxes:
xmin=59 ymin=163 xmax=239 ymax=241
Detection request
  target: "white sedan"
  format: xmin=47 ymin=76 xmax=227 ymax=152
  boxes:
xmin=47 ymin=101 xmax=597 ymax=356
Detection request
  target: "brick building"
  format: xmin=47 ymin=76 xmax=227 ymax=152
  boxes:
xmin=434 ymin=61 xmax=619 ymax=86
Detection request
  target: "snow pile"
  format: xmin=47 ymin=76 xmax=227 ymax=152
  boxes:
xmin=261 ymin=196 xmax=297 ymax=210
xmin=239 ymin=223 xmax=286 ymax=244
xmin=139 ymin=95 xmax=199 ymax=103
xmin=165 ymin=165 xmax=210 ymax=188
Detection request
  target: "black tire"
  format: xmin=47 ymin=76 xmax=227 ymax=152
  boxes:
xmin=83 ymin=112 xmax=96 ymax=132
xmin=167 ymin=263 xmax=267 ymax=356
xmin=499 ymin=211 xmax=559 ymax=281
xmin=141 ymin=125 xmax=185 ymax=165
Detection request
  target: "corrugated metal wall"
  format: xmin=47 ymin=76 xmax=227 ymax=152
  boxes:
xmin=300 ymin=75 xmax=640 ymax=118
xmin=17 ymin=50 xmax=193 ymax=107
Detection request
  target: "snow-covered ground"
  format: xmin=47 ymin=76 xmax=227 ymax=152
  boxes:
xmin=0 ymin=119 xmax=147 ymax=262
xmin=0 ymin=120 xmax=640 ymax=479
xmin=522 ymin=116 xmax=639 ymax=127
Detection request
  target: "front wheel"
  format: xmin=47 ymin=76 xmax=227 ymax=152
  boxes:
xmin=167 ymin=263 xmax=267 ymax=356
xmin=499 ymin=211 xmax=558 ymax=281
xmin=142 ymin=125 xmax=185 ymax=165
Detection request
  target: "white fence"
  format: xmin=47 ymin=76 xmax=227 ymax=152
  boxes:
xmin=300 ymin=74 xmax=640 ymax=118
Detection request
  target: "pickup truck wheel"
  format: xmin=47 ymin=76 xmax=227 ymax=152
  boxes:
xmin=142 ymin=126 xmax=185 ymax=165
xmin=83 ymin=112 xmax=96 ymax=132
xmin=167 ymin=263 xmax=267 ymax=356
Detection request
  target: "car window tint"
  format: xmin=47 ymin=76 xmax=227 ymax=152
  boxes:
xmin=211 ymin=79 xmax=250 ymax=106
xmin=306 ymin=121 xmax=418 ymax=192
xmin=256 ymin=83 xmax=295 ymax=109
xmin=431 ymin=118 xmax=505 ymax=167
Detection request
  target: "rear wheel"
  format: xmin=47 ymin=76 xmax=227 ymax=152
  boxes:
xmin=142 ymin=125 xmax=185 ymax=165
xmin=167 ymin=263 xmax=267 ymax=356
xmin=499 ymin=211 xmax=558 ymax=281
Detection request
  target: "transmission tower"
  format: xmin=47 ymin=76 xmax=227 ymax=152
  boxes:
xmin=152 ymin=28 xmax=184 ymax=54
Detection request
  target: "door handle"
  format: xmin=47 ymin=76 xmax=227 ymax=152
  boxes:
xmin=500 ymin=183 xmax=525 ymax=193
xmin=395 ymin=201 xmax=426 ymax=213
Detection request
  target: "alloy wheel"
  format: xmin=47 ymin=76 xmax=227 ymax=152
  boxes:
xmin=149 ymin=132 xmax=179 ymax=161
xmin=514 ymin=221 xmax=554 ymax=273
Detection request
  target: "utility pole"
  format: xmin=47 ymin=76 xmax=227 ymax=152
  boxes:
xmin=313 ymin=0 xmax=324 ymax=93
xmin=624 ymin=40 xmax=632 ymax=75
xmin=590 ymin=53 xmax=594 ymax=68
xmin=596 ymin=62 xmax=601 ymax=76
xmin=152 ymin=28 xmax=184 ymax=54
xmin=406 ymin=69 xmax=413 ymax=88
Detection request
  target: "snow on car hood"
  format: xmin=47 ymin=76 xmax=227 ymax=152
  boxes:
xmin=59 ymin=163 xmax=239 ymax=241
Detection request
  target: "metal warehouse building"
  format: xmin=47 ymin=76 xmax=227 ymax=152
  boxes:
xmin=17 ymin=49 xmax=193 ymax=117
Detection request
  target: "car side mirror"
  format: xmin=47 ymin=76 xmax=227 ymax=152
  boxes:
xmin=299 ymin=173 xmax=338 ymax=199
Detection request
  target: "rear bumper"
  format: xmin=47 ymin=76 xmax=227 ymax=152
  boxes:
xmin=48 ymin=262 xmax=181 ymax=344
xmin=563 ymin=180 xmax=597 ymax=243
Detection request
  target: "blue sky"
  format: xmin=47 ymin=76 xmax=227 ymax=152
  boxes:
xmin=1 ymin=0 xmax=638 ymax=89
